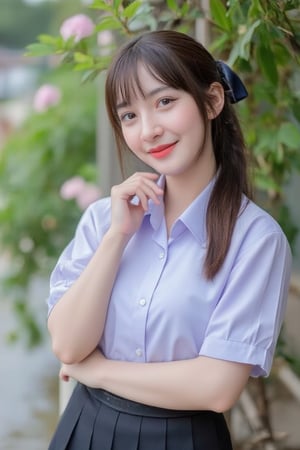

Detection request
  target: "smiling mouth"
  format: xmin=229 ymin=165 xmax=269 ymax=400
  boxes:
xmin=149 ymin=143 xmax=177 ymax=159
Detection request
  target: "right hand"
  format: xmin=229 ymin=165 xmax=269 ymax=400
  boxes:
xmin=109 ymin=172 xmax=164 ymax=237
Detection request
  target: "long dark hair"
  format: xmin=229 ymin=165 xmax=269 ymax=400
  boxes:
xmin=105 ymin=30 xmax=252 ymax=279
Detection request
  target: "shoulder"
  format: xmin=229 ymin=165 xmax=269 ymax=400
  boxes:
xmin=237 ymin=197 xmax=286 ymax=238
xmin=232 ymin=196 xmax=291 ymax=257
xmin=76 ymin=196 xmax=112 ymax=236
xmin=84 ymin=196 xmax=112 ymax=220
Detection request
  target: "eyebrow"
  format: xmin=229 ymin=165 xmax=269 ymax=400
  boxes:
xmin=116 ymin=85 xmax=170 ymax=110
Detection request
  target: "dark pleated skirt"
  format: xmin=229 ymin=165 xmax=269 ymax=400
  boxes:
xmin=48 ymin=383 xmax=232 ymax=450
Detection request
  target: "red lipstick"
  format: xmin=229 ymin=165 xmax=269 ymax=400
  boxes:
xmin=149 ymin=143 xmax=176 ymax=159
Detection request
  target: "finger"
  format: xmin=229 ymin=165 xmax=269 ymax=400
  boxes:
xmin=135 ymin=183 xmax=162 ymax=207
xmin=112 ymin=172 xmax=164 ymax=208
xmin=134 ymin=188 xmax=150 ymax=211
xmin=129 ymin=174 xmax=163 ymax=198
xmin=139 ymin=178 xmax=164 ymax=203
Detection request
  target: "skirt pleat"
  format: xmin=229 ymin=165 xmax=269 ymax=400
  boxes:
xmin=167 ymin=417 xmax=194 ymax=450
xmin=48 ymin=383 xmax=233 ymax=450
xmin=90 ymin=403 xmax=119 ymax=450
xmin=48 ymin=383 xmax=85 ymax=450
xmin=138 ymin=416 xmax=167 ymax=450
xmin=111 ymin=410 xmax=141 ymax=450
xmin=66 ymin=389 xmax=99 ymax=450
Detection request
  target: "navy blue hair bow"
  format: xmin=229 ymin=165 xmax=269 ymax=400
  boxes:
xmin=216 ymin=60 xmax=248 ymax=104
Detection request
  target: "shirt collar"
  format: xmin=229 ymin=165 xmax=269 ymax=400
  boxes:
xmin=146 ymin=174 xmax=216 ymax=244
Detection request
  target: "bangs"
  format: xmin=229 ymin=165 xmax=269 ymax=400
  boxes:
xmin=113 ymin=58 xmax=144 ymax=108
xmin=109 ymin=45 xmax=188 ymax=115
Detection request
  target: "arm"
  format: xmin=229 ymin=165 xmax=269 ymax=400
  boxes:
xmin=48 ymin=172 xmax=163 ymax=364
xmin=48 ymin=230 xmax=129 ymax=364
xmin=60 ymin=350 xmax=252 ymax=413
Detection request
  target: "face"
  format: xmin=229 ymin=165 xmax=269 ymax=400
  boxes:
xmin=116 ymin=64 xmax=217 ymax=180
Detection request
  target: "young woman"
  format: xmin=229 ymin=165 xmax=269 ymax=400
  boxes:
xmin=47 ymin=30 xmax=292 ymax=450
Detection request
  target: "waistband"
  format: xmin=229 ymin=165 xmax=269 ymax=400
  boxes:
xmin=86 ymin=386 xmax=213 ymax=419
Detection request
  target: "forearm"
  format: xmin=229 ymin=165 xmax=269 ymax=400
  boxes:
xmin=99 ymin=356 xmax=250 ymax=412
xmin=48 ymin=230 xmax=129 ymax=363
xmin=65 ymin=351 xmax=251 ymax=413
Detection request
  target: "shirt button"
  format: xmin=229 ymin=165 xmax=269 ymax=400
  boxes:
xmin=159 ymin=251 xmax=165 ymax=259
xmin=135 ymin=348 xmax=143 ymax=357
xmin=139 ymin=298 xmax=146 ymax=306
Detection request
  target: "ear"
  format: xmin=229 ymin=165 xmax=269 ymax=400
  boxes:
xmin=207 ymin=82 xmax=224 ymax=120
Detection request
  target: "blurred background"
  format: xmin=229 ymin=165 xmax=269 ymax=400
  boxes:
xmin=0 ymin=1 xmax=300 ymax=449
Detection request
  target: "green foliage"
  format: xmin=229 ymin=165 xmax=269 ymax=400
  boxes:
xmin=26 ymin=0 xmax=201 ymax=77
xmin=0 ymin=68 xmax=97 ymax=345
xmin=209 ymin=0 xmax=300 ymax=246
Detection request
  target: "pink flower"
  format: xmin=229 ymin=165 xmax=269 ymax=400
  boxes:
xmin=33 ymin=84 xmax=61 ymax=113
xmin=60 ymin=177 xmax=101 ymax=210
xmin=76 ymin=183 xmax=102 ymax=210
xmin=60 ymin=176 xmax=86 ymax=200
xmin=60 ymin=14 xmax=95 ymax=43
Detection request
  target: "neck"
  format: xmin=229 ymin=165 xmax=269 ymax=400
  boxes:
xmin=164 ymin=155 xmax=216 ymax=234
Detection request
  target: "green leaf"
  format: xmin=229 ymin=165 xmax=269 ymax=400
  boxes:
xmin=113 ymin=0 xmax=123 ymax=11
xmin=166 ymin=0 xmax=178 ymax=11
xmin=209 ymin=33 xmax=229 ymax=53
xmin=239 ymin=19 xmax=261 ymax=59
xmin=95 ymin=15 xmax=122 ymax=32
xmin=248 ymin=0 xmax=263 ymax=17
xmin=210 ymin=0 xmax=231 ymax=32
xmin=278 ymin=122 xmax=300 ymax=150
xmin=38 ymin=34 xmax=60 ymax=45
xmin=74 ymin=52 xmax=94 ymax=65
xmin=167 ymin=0 xmax=178 ymax=11
xmin=254 ymin=171 xmax=281 ymax=192
xmin=123 ymin=0 xmax=143 ymax=19
xmin=228 ymin=19 xmax=260 ymax=65
xmin=180 ymin=2 xmax=189 ymax=16
xmin=89 ymin=0 xmax=112 ymax=11
xmin=81 ymin=70 xmax=100 ymax=83
xmin=256 ymin=44 xmax=278 ymax=86
xmin=24 ymin=42 xmax=58 ymax=57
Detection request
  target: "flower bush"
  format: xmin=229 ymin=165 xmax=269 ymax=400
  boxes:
xmin=0 ymin=68 xmax=98 ymax=345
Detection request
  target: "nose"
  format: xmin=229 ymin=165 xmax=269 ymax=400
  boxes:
xmin=140 ymin=114 xmax=163 ymax=142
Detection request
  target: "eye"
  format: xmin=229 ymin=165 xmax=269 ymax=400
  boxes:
xmin=120 ymin=112 xmax=136 ymax=122
xmin=158 ymin=97 xmax=175 ymax=107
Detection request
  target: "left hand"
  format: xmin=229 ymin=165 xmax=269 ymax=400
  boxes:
xmin=59 ymin=348 xmax=106 ymax=387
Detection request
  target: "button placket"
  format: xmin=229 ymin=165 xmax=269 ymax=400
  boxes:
xmin=132 ymin=242 xmax=168 ymax=361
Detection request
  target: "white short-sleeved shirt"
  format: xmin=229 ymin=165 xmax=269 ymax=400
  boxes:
xmin=47 ymin=176 xmax=292 ymax=377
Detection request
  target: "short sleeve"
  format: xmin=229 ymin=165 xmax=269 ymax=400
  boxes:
xmin=46 ymin=198 xmax=111 ymax=316
xmin=199 ymin=231 xmax=292 ymax=377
